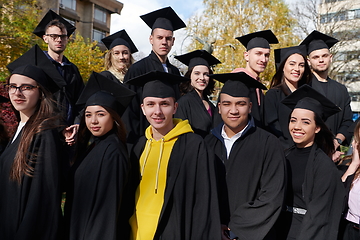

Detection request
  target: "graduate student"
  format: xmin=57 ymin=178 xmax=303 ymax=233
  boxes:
xmin=123 ymin=6 xmax=185 ymax=148
xmin=101 ymin=29 xmax=138 ymax=83
xmin=127 ymin=71 xmax=221 ymax=240
xmin=64 ymin=72 xmax=135 ymax=240
xmin=174 ymin=49 xmax=221 ymax=138
xmin=213 ymin=30 xmax=278 ymax=128
xmin=33 ymin=10 xmax=84 ymax=144
xmin=264 ymin=45 xmax=311 ymax=149
xmin=0 ymin=64 xmax=64 ymax=240
xmin=206 ymin=72 xmax=286 ymax=240
xmin=300 ymin=30 xmax=353 ymax=161
xmin=277 ymin=84 xmax=345 ymax=240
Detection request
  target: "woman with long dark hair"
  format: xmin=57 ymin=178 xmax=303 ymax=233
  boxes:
xmin=100 ymin=30 xmax=137 ymax=84
xmin=174 ymin=50 xmax=220 ymax=138
xmin=0 ymin=65 xmax=64 ymax=239
xmin=276 ymin=85 xmax=345 ymax=240
xmin=65 ymin=72 xmax=135 ymax=240
xmin=264 ymin=45 xmax=311 ymax=149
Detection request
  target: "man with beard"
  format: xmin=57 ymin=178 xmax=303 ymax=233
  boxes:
xmin=301 ymin=30 xmax=353 ymax=161
xmin=33 ymin=10 xmax=84 ymax=144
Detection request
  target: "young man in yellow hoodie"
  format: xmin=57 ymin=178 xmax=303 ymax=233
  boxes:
xmin=126 ymin=71 xmax=221 ymax=240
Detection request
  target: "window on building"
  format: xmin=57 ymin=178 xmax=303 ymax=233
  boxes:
xmin=60 ymin=0 xmax=76 ymax=10
xmin=94 ymin=6 xmax=107 ymax=23
xmin=93 ymin=29 xmax=106 ymax=42
xmin=354 ymin=9 xmax=360 ymax=19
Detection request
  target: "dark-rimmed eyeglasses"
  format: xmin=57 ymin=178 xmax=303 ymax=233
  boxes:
xmin=45 ymin=34 xmax=68 ymax=41
xmin=4 ymin=84 xmax=39 ymax=94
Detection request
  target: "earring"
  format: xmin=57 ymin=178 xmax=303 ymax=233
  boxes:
xmin=114 ymin=121 xmax=120 ymax=127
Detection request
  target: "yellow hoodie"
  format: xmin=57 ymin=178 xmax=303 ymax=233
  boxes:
xmin=130 ymin=119 xmax=193 ymax=240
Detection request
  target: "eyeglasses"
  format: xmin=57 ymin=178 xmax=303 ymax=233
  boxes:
xmin=45 ymin=34 xmax=68 ymax=41
xmin=4 ymin=84 xmax=39 ymax=94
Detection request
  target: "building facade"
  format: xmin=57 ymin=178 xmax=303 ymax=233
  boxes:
xmin=319 ymin=0 xmax=360 ymax=117
xmin=38 ymin=0 xmax=123 ymax=42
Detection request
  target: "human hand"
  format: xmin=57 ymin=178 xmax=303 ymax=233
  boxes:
xmin=63 ymin=124 xmax=79 ymax=146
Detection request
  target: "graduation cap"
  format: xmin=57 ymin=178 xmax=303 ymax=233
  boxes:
xmin=175 ymin=50 xmax=221 ymax=69
xmin=101 ymin=29 xmax=138 ymax=53
xmin=33 ymin=9 xmax=76 ymax=38
xmin=300 ymin=30 xmax=338 ymax=55
xmin=76 ymin=72 xmax=136 ymax=116
xmin=7 ymin=44 xmax=66 ymax=93
xmin=9 ymin=65 xmax=59 ymax=94
xmin=236 ymin=30 xmax=279 ymax=51
xmin=126 ymin=70 xmax=188 ymax=100
xmin=140 ymin=6 xmax=186 ymax=31
xmin=209 ymin=72 xmax=267 ymax=98
xmin=281 ymin=84 xmax=341 ymax=121
xmin=0 ymin=95 xmax=9 ymax=103
xmin=274 ymin=45 xmax=307 ymax=70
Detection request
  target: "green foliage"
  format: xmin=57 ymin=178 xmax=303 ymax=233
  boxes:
xmin=186 ymin=0 xmax=300 ymax=87
xmin=64 ymin=34 xmax=105 ymax=82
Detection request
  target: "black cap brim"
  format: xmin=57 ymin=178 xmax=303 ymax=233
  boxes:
xmin=281 ymin=84 xmax=341 ymax=121
xmin=33 ymin=9 xmax=76 ymax=38
xmin=140 ymin=6 xmax=186 ymax=31
xmin=236 ymin=30 xmax=278 ymax=50
xmin=175 ymin=50 xmax=221 ymax=69
xmin=77 ymin=72 xmax=136 ymax=116
xmin=101 ymin=29 xmax=138 ymax=53
xmin=300 ymin=30 xmax=338 ymax=54
xmin=274 ymin=45 xmax=307 ymax=69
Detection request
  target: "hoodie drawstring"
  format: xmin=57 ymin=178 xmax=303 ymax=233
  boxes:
xmin=154 ymin=138 xmax=164 ymax=194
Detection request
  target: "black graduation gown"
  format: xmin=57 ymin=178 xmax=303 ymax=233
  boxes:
xmin=264 ymin=87 xmax=293 ymax=149
xmin=0 ymin=128 xmax=63 ymax=240
xmin=123 ymin=51 xmax=181 ymax=148
xmin=100 ymin=70 xmax=122 ymax=84
xmin=174 ymin=89 xmax=215 ymax=138
xmin=205 ymin=117 xmax=286 ymax=240
xmin=132 ymin=132 xmax=221 ymax=240
xmin=277 ymin=144 xmax=345 ymax=240
xmin=310 ymin=74 xmax=353 ymax=144
xmin=47 ymin=53 xmax=85 ymax=125
xmin=65 ymin=133 xmax=131 ymax=240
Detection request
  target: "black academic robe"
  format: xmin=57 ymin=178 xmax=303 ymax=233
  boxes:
xmin=132 ymin=132 xmax=221 ymax=240
xmin=0 ymin=128 xmax=63 ymax=240
xmin=123 ymin=51 xmax=181 ymax=148
xmin=174 ymin=89 xmax=215 ymax=138
xmin=205 ymin=116 xmax=286 ymax=240
xmin=264 ymin=87 xmax=293 ymax=149
xmin=46 ymin=52 xmax=84 ymax=125
xmin=65 ymin=133 xmax=131 ymax=240
xmin=100 ymin=70 xmax=122 ymax=84
xmin=277 ymin=144 xmax=345 ymax=240
xmin=310 ymin=74 xmax=353 ymax=144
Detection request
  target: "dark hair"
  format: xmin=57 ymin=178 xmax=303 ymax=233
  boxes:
xmin=74 ymin=105 xmax=127 ymax=164
xmin=45 ymin=19 xmax=67 ymax=35
xmin=313 ymin=112 xmax=335 ymax=157
xmin=7 ymin=77 xmax=62 ymax=183
xmin=270 ymin=53 xmax=311 ymax=96
xmin=179 ymin=66 xmax=215 ymax=97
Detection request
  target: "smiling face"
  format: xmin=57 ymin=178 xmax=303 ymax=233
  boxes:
xmin=308 ymin=48 xmax=332 ymax=73
xmin=111 ymin=44 xmax=131 ymax=71
xmin=283 ymin=53 xmax=306 ymax=87
xmin=289 ymin=108 xmax=320 ymax=148
xmin=218 ymin=93 xmax=251 ymax=138
xmin=8 ymin=74 xmax=40 ymax=121
xmin=141 ymin=97 xmax=178 ymax=137
xmin=244 ymin=47 xmax=270 ymax=76
xmin=43 ymin=26 xmax=68 ymax=54
xmin=85 ymin=105 xmax=114 ymax=137
xmin=190 ymin=65 xmax=210 ymax=93
xmin=150 ymin=28 xmax=175 ymax=60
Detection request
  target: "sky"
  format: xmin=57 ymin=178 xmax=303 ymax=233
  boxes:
xmin=110 ymin=0 xmax=297 ymax=59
